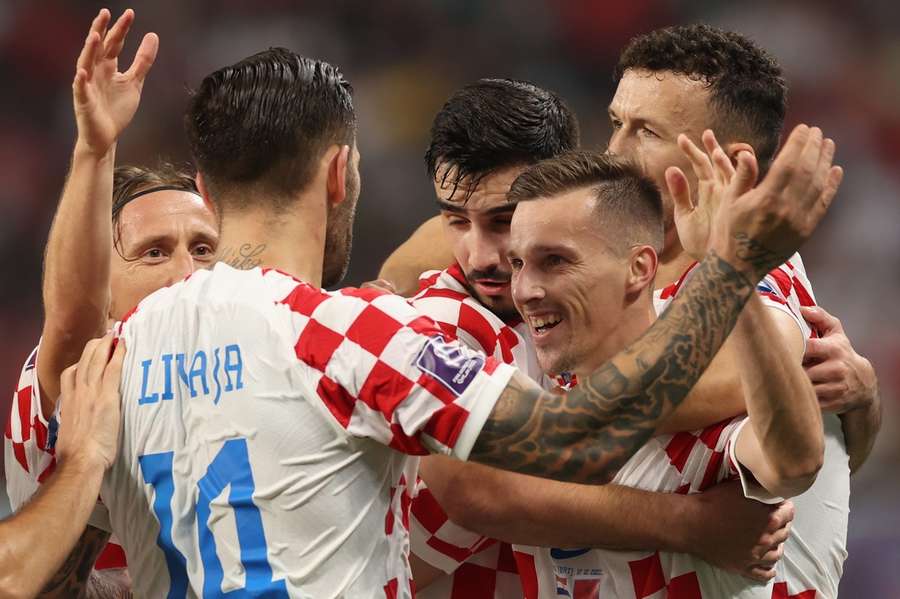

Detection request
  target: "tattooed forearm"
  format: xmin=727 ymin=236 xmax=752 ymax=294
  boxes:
xmin=86 ymin=568 xmax=133 ymax=599
xmin=218 ymin=243 xmax=266 ymax=270
xmin=39 ymin=525 xmax=109 ymax=598
xmin=471 ymin=252 xmax=754 ymax=483
xmin=731 ymin=232 xmax=782 ymax=276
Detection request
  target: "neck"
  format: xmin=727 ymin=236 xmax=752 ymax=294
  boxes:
xmin=655 ymin=239 xmax=696 ymax=290
xmin=573 ymin=297 xmax=656 ymax=380
xmin=217 ymin=198 xmax=326 ymax=287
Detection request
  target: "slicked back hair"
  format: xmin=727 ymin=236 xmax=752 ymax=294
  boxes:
xmin=185 ymin=48 xmax=356 ymax=212
xmin=508 ymin=151 xmax=664 ymax=253
xmin=615 ymin=24 xmax=786 ymax=169
xmin=425 ymin=78 xmax=580 ymax=199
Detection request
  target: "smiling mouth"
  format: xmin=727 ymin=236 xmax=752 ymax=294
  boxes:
xmin=528 ymin=314 xmax=563 ymax=335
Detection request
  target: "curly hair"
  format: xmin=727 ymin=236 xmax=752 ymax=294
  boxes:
xmin=615 ymin=25 xmax=786 ymax=167
xmin=425 ymin=78 xmax=580 ymax=200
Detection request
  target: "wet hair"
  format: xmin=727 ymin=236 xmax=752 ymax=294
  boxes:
xmin=185 ymin=47 xmax=356 ymax=211
xmin=615 ymin=24 xmax=786 ymax=168
xmin=425 ymin=78 xmax=580 ymax=199
xmin=508 ymin=151 xmax=664 ymax=252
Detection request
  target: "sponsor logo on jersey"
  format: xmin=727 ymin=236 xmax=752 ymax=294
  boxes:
xmin=415 ymin=336 xmax=484 ymax=396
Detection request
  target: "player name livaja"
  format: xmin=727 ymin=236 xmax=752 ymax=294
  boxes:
xmin=137 ymin=344 xmax=244 ymax=406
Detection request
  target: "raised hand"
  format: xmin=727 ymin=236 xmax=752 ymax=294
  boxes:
xmin=73 ymin=9 xmax=159 ymax=156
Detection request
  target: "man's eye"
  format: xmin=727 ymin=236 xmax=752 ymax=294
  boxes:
xmin=145 ymin=248 xmax=165 ymax=259
xmin=640 ymin=126 xmax=658 ymax=138
xmin=545 ymin=255 xmax=565 ymax=267
xmin=448 ymin=218 xmax=468 ymax=227
xmin=610 ymin=118 xmax=623 ymax=130
xmin=510 ymin=258 xmax=523 ymax=270
xmin=192 ymin=244 xmax=214 ymax=257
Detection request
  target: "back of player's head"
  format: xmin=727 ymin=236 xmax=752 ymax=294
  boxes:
xmin=425 ymin=78 xmax=580 ymax=198
xmin=112 ymin=163 xmax=198 ymax=224
xmin=615 ymin=24 xmax=786 ymax=169
xmin=508 ymin=151 xmax=664 ymax=253
xmin=185 ymin=48 xmax=356 ymax=211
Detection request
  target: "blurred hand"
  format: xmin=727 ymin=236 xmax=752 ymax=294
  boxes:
xmin=361 ymin=278 xmax=398 ymax=294
xmin=801 ymin=305 xmax=879 ymax=414
xmin=55 ymin=334 xmax=125 ymax=471
xmin=73 ymin=9 xmax=159 ymax=156
xmin=667 ymin=124 xmax=843 ymax=283
xmin=689 ymin=481 xmax=794 ymax=581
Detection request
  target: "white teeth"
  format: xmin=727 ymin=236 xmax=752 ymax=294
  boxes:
xmin=530 ymin=315 xmax=562 ymax=329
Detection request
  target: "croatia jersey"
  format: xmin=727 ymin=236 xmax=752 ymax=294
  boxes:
xmin=4 ymin=344 xmax=127 ymax=570
xmin=409 ymin=264 xmax=548 ymax=599
xmin=96 ymin=263 xmax=515 ymax=599
xmin=520 ymin=254 xmax=849 ymax=599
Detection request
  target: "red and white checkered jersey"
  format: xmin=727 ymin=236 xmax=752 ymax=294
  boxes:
xmin=410 ymin=264 xmax=550 ymax=599
xmin=516 ymin=253 xmax=848 ymax=599
xmin=4 ymin=344 xmax=127 ymax=570
xmin=92 ymin=263 xmax=514 ymax=599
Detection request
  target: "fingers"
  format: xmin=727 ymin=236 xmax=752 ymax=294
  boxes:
xmin=103 ymin=9 xmax=136 ymax=60
xmin=730 ymin=150 xmax=759 ymax=196
xmin=124 ymin=32 xmax=159 ymax=84
xmin=75 ymin=337 xmax=104 ymax=387
xmin=60 ymin=364 xmax=77 ymax=400
xmin=665 ymin=166 xmax=693 ymax=215
xmin=746 ymin=566 xmax=777 ymax=582
xmin=804 ymin=360 xmax=843 ymax=384
xmin=75 ymin=31 xmax=103 ymax=85
xmin=756 ymin=542 xmax=785 ymax=569
xmin=813 ymin=382 xmax=851 ymax=403
xmin=814 ymin=165 xmax=843 ymax=218
xmin=767 ymin=124 xmax=811 ymax=191
xmin=102 ymin=340 xmax=126 ymax=393
xmin=799 ymin=305 xmax=844 ymax=334
xmin=802 ymin=337 xmax=832 ymax=363
xmin=769 ymin=500 xmax=795 ymax=529
xmin=677 ymin=134 xmax=715 ymax=182
xmin=85 ymin=333 xmax=117 ymax=384
xmin=702 ymin=129 xmax=735 ymax=184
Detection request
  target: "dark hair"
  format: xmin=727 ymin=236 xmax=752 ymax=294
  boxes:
xmin=185 ymin=47 xmax=356 ymax=211
xmin=508 ymin=151 xmax=664 ymax=252
xmin=111 ymin=163 xmax=203 ymax=258
xmin=425 ymin=78 xmax=580 ymax=199
xmin=615 ymin=24 xmax=786 ymax=167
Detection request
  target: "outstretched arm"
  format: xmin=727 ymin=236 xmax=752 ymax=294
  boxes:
xmin=38 ymin=8 xmax=157 ymax=412
xmin=469 ymin=124 xmax=842 ymax=484
xmin=0 ymin=335 xmax=124 ymax=599
xmin=378 ymin=216 xmax=453 ymax=296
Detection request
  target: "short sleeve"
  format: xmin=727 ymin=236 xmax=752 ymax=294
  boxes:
xmin=757 ymin=255 xmax=817 ymax=345
xmin=726 ymin=417 xmax=785 ymax=505
xmin=282 ymin=284 xmax=516 ymax=459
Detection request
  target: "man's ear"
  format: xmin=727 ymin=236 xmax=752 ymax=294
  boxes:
xmin=625 ymin=245 xmax=658 ymax=298
xmin=194 ymin=172 xmax=218 ymax=216
xmin=326 ymin=144 xmax=351 ymax=207
xmin=724 ymin=142 xmax=755 ymax=166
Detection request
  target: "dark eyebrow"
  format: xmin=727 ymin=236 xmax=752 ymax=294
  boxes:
xmin=436 ymin=199 xmax=516 ymax=216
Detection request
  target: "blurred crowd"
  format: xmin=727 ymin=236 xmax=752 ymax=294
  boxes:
xmin=0 ymin=0 xmax=897 ymax=595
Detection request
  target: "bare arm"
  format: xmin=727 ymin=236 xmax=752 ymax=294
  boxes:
xmin=468 ymin=124 xmax=841 ymax=484
xmin=0 ymin=335 xmax=124 ymax=599
xmin=37 ymin=9 xmax=157 ymax=412
xmin=378 ymin=216 xmax=453 ymax=296
xmin=733 ymin=296 xmax=823 ymax=498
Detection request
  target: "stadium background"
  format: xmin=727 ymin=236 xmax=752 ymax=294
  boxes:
xmin=0 ymin=1 xmax=897 ymax=595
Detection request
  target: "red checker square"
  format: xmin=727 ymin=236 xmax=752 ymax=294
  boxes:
xmin=388 ymin=423 xmax=429 ymax=455
xmin=699 ymin=450 xmax=725 ymax=491
xmin=340 ymin=286 xmax=386 ymax=302
xmin=768 ymin=268 xmax=793 ymax=297
xmin=427 ymin=533 xmax=477 ymax=564
xmin=417 ymin=372 xmax=459 ymax=405
xmin=698 ymin=418 xmax=732 ymax=450
xmin=294 ymin=319 xmax=345 ymax=373
xmin=281 ymin=285 xmax=329 ymax=317
xmin=629 ymin=552 xmax=666 ymax=598
xmin=457 ymin=303 xmax=499 ymax=355
xmin=665 ymin=432 xmax=697 ymax=473
xmin=666 ymin=572 xmax=701 ymax=598
xmin=383 ymin=577 xmax=398 ymax=599
xmin=423 ymin=402 xmax=468 ymax=449
xmin=346 ymin=305 xmax=404 ymax=357
xmin=410 ymin=486 xmax=449 ymax=533
xmin=357 ymin=360 xmax=415 ymax=417
xmin=514 ymin=551 xmax=539 ymax=599
xmin=17 ymin=385 xmax=33 ymax=442
xmin=407 ymin=315 xmax=443 ymax=336
xmin=12 ymin=442 xmax=28 ymax=473
xmin=451 ymin=562 xmax=498 ymax=598
xmin=497 ymin=542 xmax=519 ymax=574
xmin=316 ymin=375 xmax=356 ymax=428
xmin=37 ymin=457 xmax=56 ymax=483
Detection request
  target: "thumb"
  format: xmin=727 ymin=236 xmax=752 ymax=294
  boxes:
xmin=800 ymin=305 xmax=842 ymax=334
xmin=729 ymin=151 xmax=758 ymax=196
xmin=665 ymin=166 xmax=693 ymax=217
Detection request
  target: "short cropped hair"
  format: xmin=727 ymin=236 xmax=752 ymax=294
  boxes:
xmin=508 ymin=151 xmax=663 ymax=252
xmin=425 ymin=78 xmax=579 ymax=199
xmin=615 ymin=24 xmax=786 ymax=168
xmin=185 ymin=48 xmax=356 ymax=211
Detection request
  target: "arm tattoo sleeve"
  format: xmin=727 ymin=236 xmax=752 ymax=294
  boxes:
xmin=38 ymin=525 xmax=110 ymax=599
xmin=470 ymin=252 xmax=754 ymax=484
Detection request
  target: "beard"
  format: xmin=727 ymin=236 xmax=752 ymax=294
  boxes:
xmin=322 ymin=164 xmax=359 ymax=288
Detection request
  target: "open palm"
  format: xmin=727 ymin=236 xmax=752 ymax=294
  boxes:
xmin=73 ymin=9 xmax=158 ymax=155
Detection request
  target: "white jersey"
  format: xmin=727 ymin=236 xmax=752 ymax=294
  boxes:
xmin=97 ymin=263 xmax=515 ymax=599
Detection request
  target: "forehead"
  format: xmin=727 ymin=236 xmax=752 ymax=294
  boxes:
xmin=510 ymin=189 xmax=602 ymax=250
xmin=117 ymin=190 xmax=218 ymax=242
xmin=434 ymin=165 xmax=524 ymax=214
xmin=610 ymin=69 xmax=713 ymax=130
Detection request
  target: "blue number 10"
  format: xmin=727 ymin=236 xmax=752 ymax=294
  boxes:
xmin=139 ymin=438 xmax=289 ymax=598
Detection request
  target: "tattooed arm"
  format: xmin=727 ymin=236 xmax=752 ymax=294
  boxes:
xmin=36 ymin=526 xmax=109 ymax=599
xmin=469 ymin=124 xmax=843 ymax=483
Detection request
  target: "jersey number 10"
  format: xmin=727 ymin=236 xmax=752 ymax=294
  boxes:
xmin=139 ymin=438 xmax=289 ymax=598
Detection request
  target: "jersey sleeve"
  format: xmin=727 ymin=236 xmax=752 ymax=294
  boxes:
xmin=281 ymin=285 xmax=516 ymax=459
xmin=4 ymin=344 xmax=58 ymax=512
xmin=724 ymin=417 xmax=785 ymax=505
xmin=756 ymin=254 xmax=817 ymax=344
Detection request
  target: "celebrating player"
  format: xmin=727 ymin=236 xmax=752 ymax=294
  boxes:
xmin=4 ymin=9 xmax=218 ymax=596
